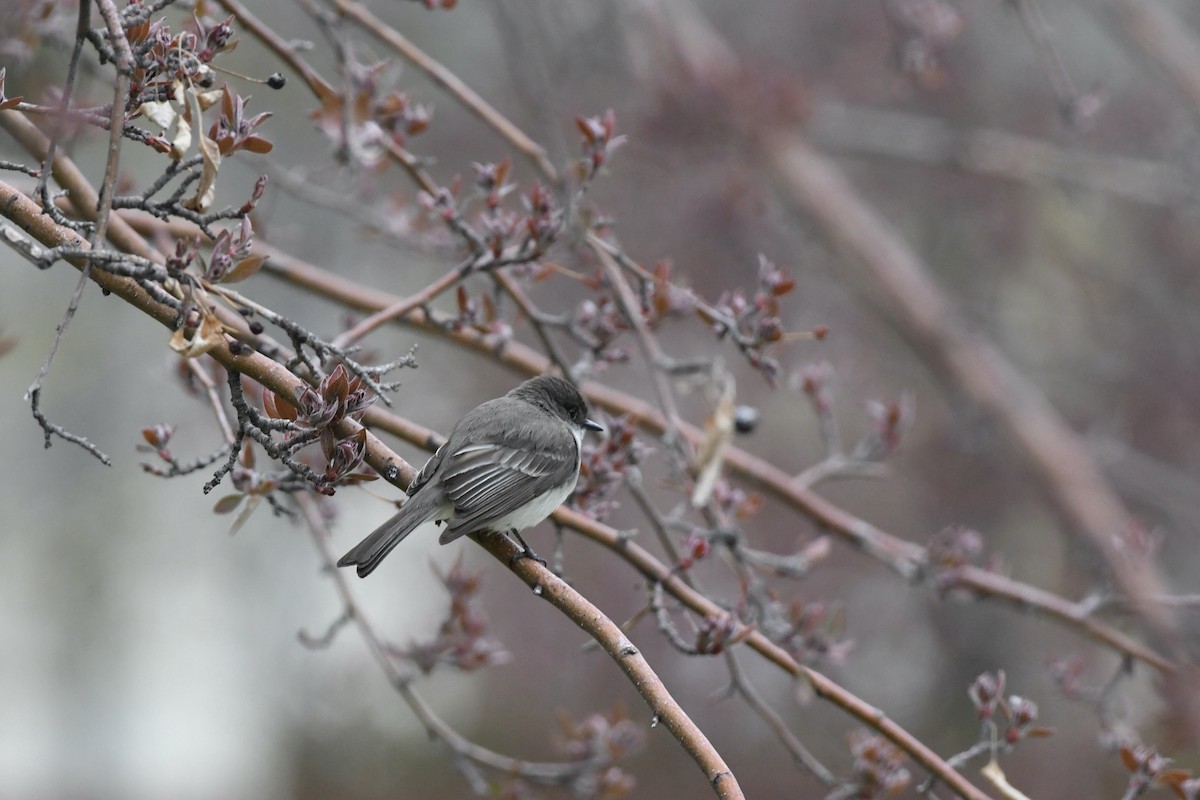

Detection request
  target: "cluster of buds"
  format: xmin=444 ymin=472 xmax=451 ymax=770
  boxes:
xmin=394 ymin=558 xmax=509 ymax=674
xmin=1002 ymin=695 xmax=1046 ymax=744
xmin=371 ymin=81 xmax=432 ymax=142
xmin=708 ymin=478 xmax=763 ymax=521
xmin=164 ymin=235 xmax=202 ymax=276
xmin=126 ymin=12 xmax=236 ymax=106
xmin=420 ymin=164 xmax=566 ymax=265
xmin=447 ymin=285 xmax=509 ymax=338
xmin=556 ymin=707 xmax=644 ymax=798
xmin=676 ymin=529 xmax=712 ymax=571
xmin=575 ymin=109 xmax=626 ymax=182
xmin=639 ymin=260 xmax=696 ymax=327
xmin=520 ymin=182 xmax=563 ymax=257
xmin=573 ymin=293 xmax=632 ymax=368
xmin=136 ymin=423 xmax=176 ymax=467
xmin=472 ymin=159 xmax=515 ymax=210
xmin=1119 ymin=745 xmax=1171 ymax=793
xmin=264 ymin=364 xmax=377 ymax=486
xmin=882 ymin=0 xmax=965 ymax=91
xmin=272 ymin=364 xmax=376 ymax=430
xmin=1046 ymin=655 xmax=1089 ymax=702
xmin=472 ymin=159 xmax=520 ymax=257
xmin=926 ymin=525 xmax=997 ymax=597
xmin=692 ymin=611 xmax=754 ymax=655
xmin=213 ymin=444 xmax=284 ymax=522
xmin=573 ymin=415 xmax=648 ymax=521
xmin=761 ymin=595 xmax=853 ymax=666
xmin=862 ymin=393 xmax=915 ymax=459
xmin=310 ymin=60 xmax=431 ymax=163
xmin=318 ymin=427 xmax=368 ymax=487
xmin=794 ymin=360 xmax=834 ymax=415
xmin=698 ymin=256 xmax=803 ymax=386
xmin=418 ymin=181 xmax=461 ymax=227
xmin=843 ymin=730 xmax=911 ymax=798
xmin=1118 ymin=744 xmax=1199 ymax=799
xmin=967 ymin=669 xmax=1006 ymax=719
xmin=466 ymin=161 xmax=564 ymax=261
xmin=967 ymin=671 xmax=1053 ymax=744
xmin=927 ymin=526 xmax=986 ymax=569
xmin=204 ymin=217 xmax=263 ymax=283
xmin=208 ymin=86 xmax=273 ymax=157
xmin=124 ymin=13 xmax=276 ymax=213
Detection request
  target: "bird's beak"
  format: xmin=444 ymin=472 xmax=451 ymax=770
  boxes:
xmin=583 ymin=418 xmax=605 ymax=433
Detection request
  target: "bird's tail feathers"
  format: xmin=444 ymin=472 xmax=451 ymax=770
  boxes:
xmin=337 ymin=490 xmax=442 ymax=577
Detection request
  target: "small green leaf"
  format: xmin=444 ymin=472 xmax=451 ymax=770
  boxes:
xmin=213 ymin=494 xmax=244 ymax=514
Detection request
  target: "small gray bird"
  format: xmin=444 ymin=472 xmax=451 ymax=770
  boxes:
xmin=337 ymin=374 xmax=604 ymax=577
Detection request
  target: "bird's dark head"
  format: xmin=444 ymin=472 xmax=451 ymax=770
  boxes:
xmin=510 ymin=375 xmax=604 ymax=433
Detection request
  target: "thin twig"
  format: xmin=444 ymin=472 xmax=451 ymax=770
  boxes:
xmin=20 ymin=0 xmax=112 ymax=465
xmin=329 ymin=0 xmax=559 ymax=181
xmin=186 ymin=359 xmax=237 ymax=443
xmin=35 ymin=0 xmax=90 ymax=220
xmin=332 ymin=266 xmax=465 ymax=349
xmin=214 ymin=0 xmax=338 ymax=101
xmin=91 ymin=0 xmax=133 ymax=248
xmin=723 ymin=651 xmax=836 ymax=786
xmin=1005 ymin=0 xmax=1084 ymax=122
xmin=589 ymin=232 xmax=685 ymax=435
xmin=491 ymin=272 xmax=576 ymax=378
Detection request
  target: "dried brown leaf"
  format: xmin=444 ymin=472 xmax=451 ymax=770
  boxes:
xmin=139 ymin=100 xmax=178 ymax=129
xmin=239 ymin=135 xmax=273 ymax=154
xmin=183 ymin=133 xmax=220 ymax=211
xmin=169 ymin=307 xmax=225 ymax=357
xmin=691 ymin=379 xmax=735 ymax=508
xmin=222 ymin=255 xmax=265 ymax=283
xmin=182 ymin=86 xmax=221 ymax=211
xmin=170 ymin=112 xmax=192 ymax=160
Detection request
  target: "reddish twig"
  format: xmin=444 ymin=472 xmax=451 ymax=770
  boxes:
xmin=331 ymin=267 xmax=463 ymax=349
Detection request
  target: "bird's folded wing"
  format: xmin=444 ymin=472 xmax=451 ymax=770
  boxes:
xmin=441 ymin=440 xmax=574 ymax=535
xmin=406 ymin=439 xmax=448 ymax=497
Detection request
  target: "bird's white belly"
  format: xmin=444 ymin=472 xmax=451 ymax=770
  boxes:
xmin=487 ymin=474 xmax=578 ymax=532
